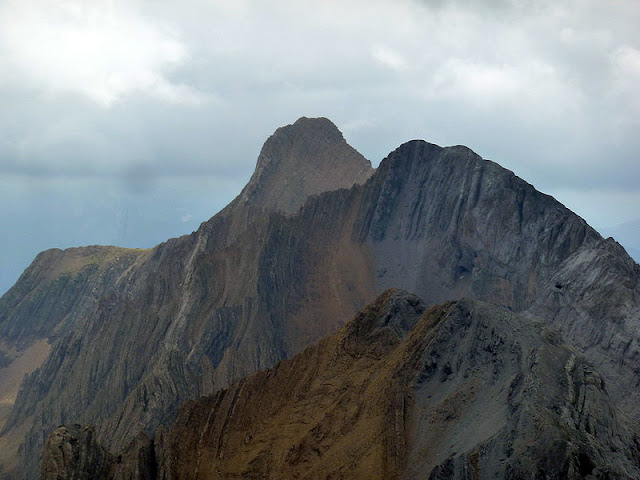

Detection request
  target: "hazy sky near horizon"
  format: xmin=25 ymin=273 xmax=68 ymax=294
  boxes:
xmin=1 ymin=0 xmax=640 ymax=294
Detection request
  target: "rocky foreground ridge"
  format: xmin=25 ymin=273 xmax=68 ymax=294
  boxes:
xmin=0 ymin=117 xmax=639 ymax=478
xmin=42 ymin=290 xmax=640 ymax=479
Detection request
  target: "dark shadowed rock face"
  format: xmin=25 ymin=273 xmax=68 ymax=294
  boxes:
xmin=41 ymin=425 xmax=156 ymax=480
xmin=41 ymin=425 xmax=113 ymax=480
xmin=41 ymin=291 xmax=640 ymax=480
xmin=356 ymin=140 xmax=600 ymax=310
xmin=2 ymin=118 xmax=640 ymax=478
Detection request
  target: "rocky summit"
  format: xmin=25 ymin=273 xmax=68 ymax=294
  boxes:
xmin=0 ymin=117 xmax=638 ymax=479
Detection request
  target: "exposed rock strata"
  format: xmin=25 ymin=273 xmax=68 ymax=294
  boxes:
xmin=529 ymin=236 xmax=640 ymax=415
xmin=0 ymin=118 xmax=375 ymax=478
xmin=42 ymin=291 xmax=640 ymax=479
xmin=356 ymin=140 xmax=600 ymax=310
xmin=1 ymin=118 xmax=639 ymax=478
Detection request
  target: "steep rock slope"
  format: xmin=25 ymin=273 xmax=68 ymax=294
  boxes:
xmin=235 ymin=116 xmax=373 ymax=214
xmin=3 ymin=118 xmax=640 ymax=477
xmin=0 ymin=118 xmax=375 ymax=479
xmin=42 ymin=291 xmax=640 ymax=479
xmin=41 ymin=425 xmax=114 ymax=480
xmin=529 ymin=237 xmax=640 ymax=415
xmin=0 ymin=246 xmax=147 ymax=345
xmin=355 ymin=140 xmax=600 ymax=310
xmin=0 ymin=246 xmax=147 ymax=472
xmin=354 ymin=139 xmax=640 ymax=420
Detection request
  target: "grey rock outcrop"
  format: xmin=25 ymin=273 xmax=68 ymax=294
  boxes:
xmin=356 ymin=140 xmax=600 ymax=310
xmin=528 ymin=236 xmax=640 ymax=416
xmin=405 ymin=299 xmax=640 ymax=479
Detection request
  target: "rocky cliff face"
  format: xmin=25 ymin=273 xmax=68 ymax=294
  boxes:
xmin=352 ymin=139 xmax=640 ymax=419
xmin=1 ymin=117 xmax=639 ymax=478
xmin=0 ymin=246 xmax=147 ymax=474
xmin=355 ymin=140 xmax=600 ymax=310
xmin=528 ymin=236 xmax=640 ymax=416
xmin=41 ymin=291 xmax=640 ymax=479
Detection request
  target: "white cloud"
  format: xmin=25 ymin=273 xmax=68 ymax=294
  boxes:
xmin=420 ymin=56 xmax=584 ymax=124
xmin=613 ymin=45 xmax=640 ymax=111
xmin=340 ymin=117 xmax=379 ymax=135
xmin=616 ymin=45 xmax=640 ymax=78
xmin=427 ymin=60 xmax=521 ymax=104
xmin=372 ymin=46 xmax=409 ymax=71
xmin=0 ymin=0 xmax=210 ymax=106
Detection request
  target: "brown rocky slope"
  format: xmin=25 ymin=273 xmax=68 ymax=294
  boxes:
xmin=42 ymin=290 xmax=640 ymax=479
xmin=2 ymin=117 xmax=640 ymax=477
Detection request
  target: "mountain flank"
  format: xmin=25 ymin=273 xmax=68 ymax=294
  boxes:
xmin=604 ymin=218 xmax=640 ymax=263
xmin=0 ymin=117 xmax=639 ymax=478
xmin=0 ymin=117 xmax=376 ymax=479
xmin=41 ymin=290 xmax=640 ymax=479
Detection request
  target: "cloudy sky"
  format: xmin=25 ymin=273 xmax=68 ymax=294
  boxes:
xmin=1 ymin=0 xmax=639 ymax=294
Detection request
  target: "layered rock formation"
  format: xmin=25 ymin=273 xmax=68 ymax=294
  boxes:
xmin=41 ymin=291 xmax=640 ymax=479
xmin=0 ymin=117 xmax=639 ymax=478
xmin=0 ymin=118 xmax=375 ymax=478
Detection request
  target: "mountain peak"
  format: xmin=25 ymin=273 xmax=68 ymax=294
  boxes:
xmin=237 ymin=117 xmax=373 ymax=214
xmin=288 ymin=116 xmax=344 ymax=138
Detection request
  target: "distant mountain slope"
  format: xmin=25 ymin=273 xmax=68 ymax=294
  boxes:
xmin=355 ymin=140 xmax=601 ymax=309
xmin=1 ymin=118 xmax=639 ymax=478
xmin=41 ymin=291 xmax=640 ymax=479
xmin=603 ymin=218 xmax=640 ymax=263
xmin=528 ymin=236 xmax=640 ymax=415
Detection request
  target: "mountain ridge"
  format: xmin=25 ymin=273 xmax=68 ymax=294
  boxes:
xmin=41 ymin=290 xmax=640 ymax=479
xmin=1 ymin=117 xmax=639 ymax=478
xmin=0 ymin=117 xmax=378 ymax=478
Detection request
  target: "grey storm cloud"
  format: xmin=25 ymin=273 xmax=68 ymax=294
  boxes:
xmin=1 ymin=0 xmax=639 ymax=294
